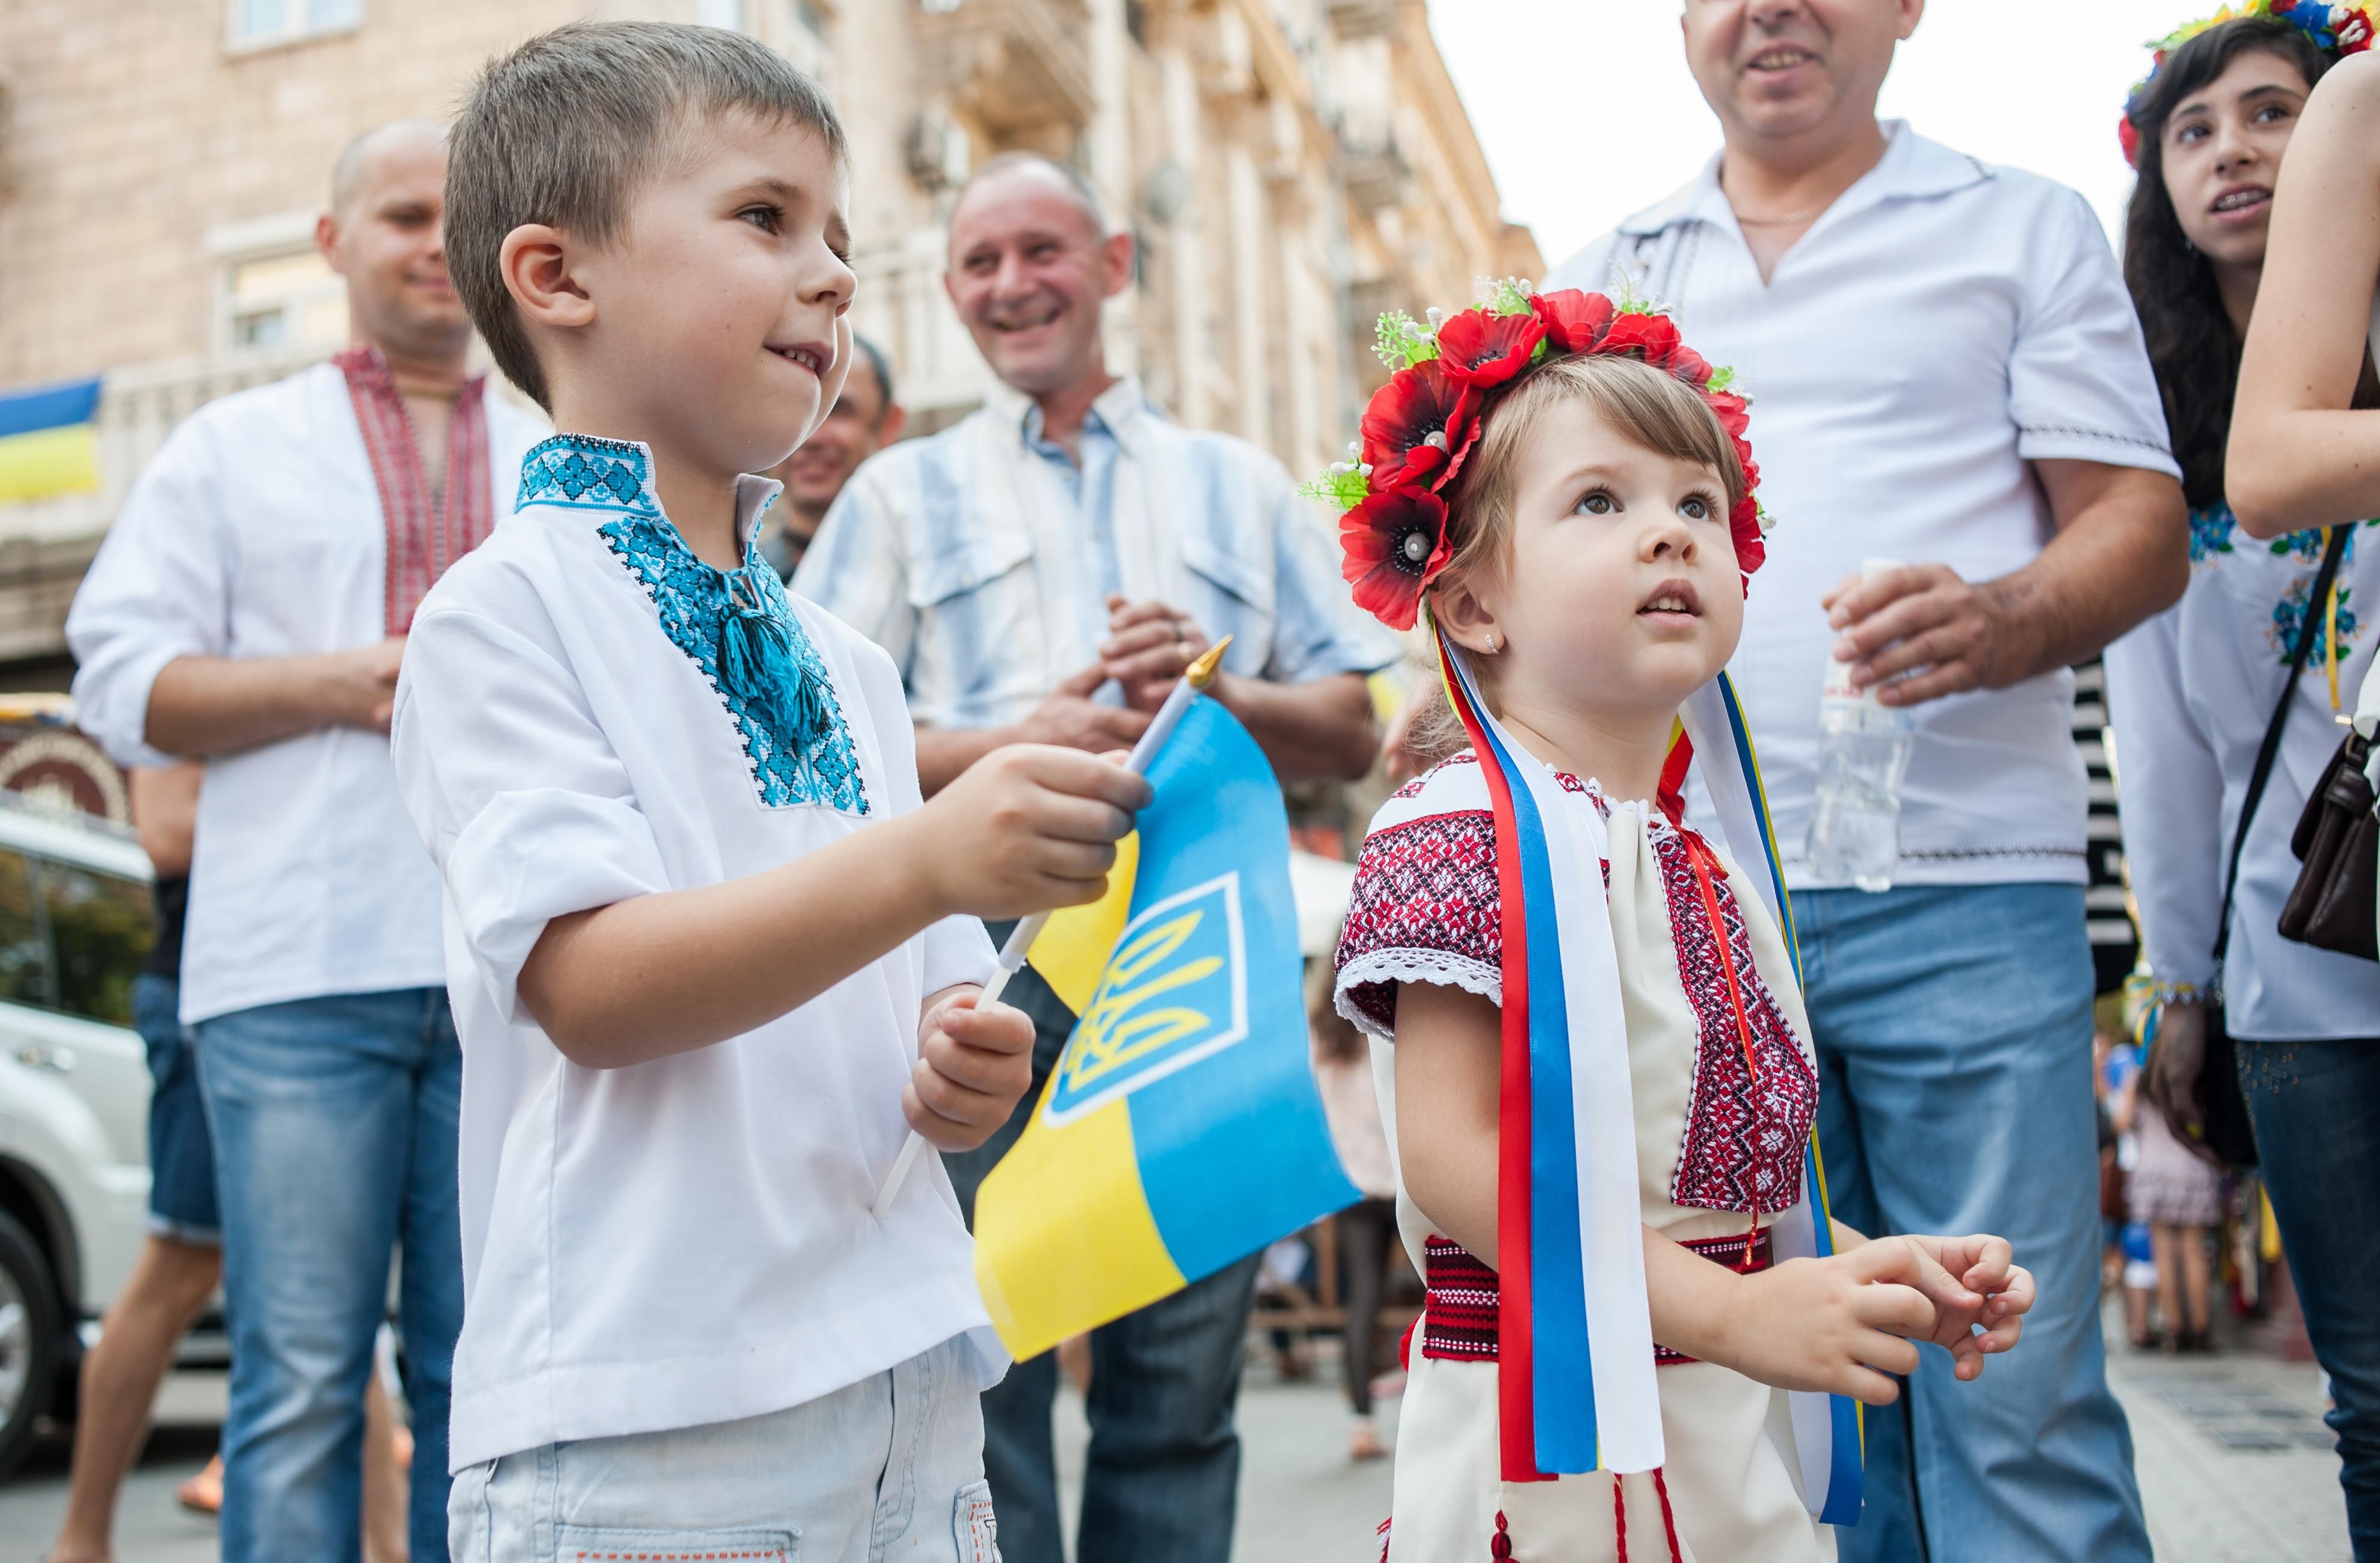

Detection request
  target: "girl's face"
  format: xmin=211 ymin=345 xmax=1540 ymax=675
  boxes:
xmin=1444 ymin=396 xmax=1744 ymax=725
xmin=2160 ymin=48 xmax=2314 ymax=273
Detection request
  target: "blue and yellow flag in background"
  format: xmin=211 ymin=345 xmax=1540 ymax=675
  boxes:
xmin=974 ymin=696 xmax=1359 ymax=1360
xmin=0 ymin=378 xmax=103 ymax=503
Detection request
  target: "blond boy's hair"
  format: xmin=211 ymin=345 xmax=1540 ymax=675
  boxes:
xmin=446 ymin=21 xmax=846 ymax=410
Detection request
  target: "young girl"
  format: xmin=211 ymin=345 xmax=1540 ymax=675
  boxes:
xmin=1319 ymin=287 xmax=2035 ymax=1561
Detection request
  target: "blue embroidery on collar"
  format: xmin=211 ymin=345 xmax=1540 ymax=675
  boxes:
xmin=517 ymin=434 xmax=662 ymax=515
xmin=520 ymin=437 xmax=865 ymax=813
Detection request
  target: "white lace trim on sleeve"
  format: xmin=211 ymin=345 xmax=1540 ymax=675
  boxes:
xmin=1332 ymin=947 xmax=1502 ymax=1042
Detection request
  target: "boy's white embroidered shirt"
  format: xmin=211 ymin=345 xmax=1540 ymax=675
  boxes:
xmin=1553 ymin=123 xmax=2180 ymax=891
xmin=62 ymin=363 xmax=547 ymax=1024
xmin=391 ymin=436 xmax=1000 ymax=1471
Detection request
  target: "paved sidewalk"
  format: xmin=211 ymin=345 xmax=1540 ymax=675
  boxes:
xmin=0 ymin=1322 xmax=2352 ymax=1561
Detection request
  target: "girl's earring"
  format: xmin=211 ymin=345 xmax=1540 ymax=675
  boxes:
xmin=1485 ymin=633 xmax=1499 ymax=654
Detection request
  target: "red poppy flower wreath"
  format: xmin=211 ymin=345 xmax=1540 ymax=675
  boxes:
xmin=1305 ymin=280 xmax=1768 ymax=631
xmin=2118 ymin=1 xmax=2373 ymax=168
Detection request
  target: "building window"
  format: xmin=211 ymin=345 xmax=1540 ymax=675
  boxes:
xmin=228 ymin=0 xmax=363 ymax=50
xmin=220 ymin=249 xmax=347 ymax=355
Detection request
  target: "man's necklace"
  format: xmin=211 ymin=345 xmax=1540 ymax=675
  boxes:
xmin=1732 ymin=202 xmax=1829 ymax=226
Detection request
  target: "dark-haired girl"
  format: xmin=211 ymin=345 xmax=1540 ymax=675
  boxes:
xmin=2110 ymin=13 xmax=2380 ymax=1555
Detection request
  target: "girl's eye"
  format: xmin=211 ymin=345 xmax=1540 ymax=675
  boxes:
xmin=2175 ymin=121 xmax=2208 ymax=143
xmin=739 ymin=205 xmax=782 ymax=232
xmin=2254 ymin=103 xmax=2290 ymax=125
xmin=1680 ymin=496 xmax=1711 ymax=521
xmin=1576 ymin=491 xmax=1617 ymax=516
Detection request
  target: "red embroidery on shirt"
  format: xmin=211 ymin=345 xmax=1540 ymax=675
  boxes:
xmin=335 ymin=345 xmax=494 ymax=634
xmin=1654 ymin=829 xmax=1816 ymax=1215
xmin=1336 ymin=809 xmax=1501 ymax=1033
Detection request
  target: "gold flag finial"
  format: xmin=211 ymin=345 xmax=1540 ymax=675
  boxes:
xmin=1187 ymin=636 xmax=1232 ymax=690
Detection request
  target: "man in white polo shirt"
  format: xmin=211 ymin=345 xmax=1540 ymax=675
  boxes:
xmin=1551 ymin=5 xmax=2187 ymax=1560
xmin=65 ymin=121 xmax=544 ymax=1563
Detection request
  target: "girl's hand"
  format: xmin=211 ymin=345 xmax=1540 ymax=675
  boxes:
xmin=1896 ymin=1233 xmax=2033 ymax=1379
xmin=1719 ymin=1242 xmax=1937 ymax=1405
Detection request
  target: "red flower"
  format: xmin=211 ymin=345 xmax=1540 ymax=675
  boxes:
xmin=1729 ymin=494 xmax=1766 ymax=583
xmin=2116 ymin=113 xmax=2143 ymax=169
xmin=1435 ymin=308 xmax=1547 ymax=388
xmin=1597 ymin=312 xmax=1683 ymax=368
xmin=1360 ymin=361 xmax=1481 ymax=491
xmin=1704 ymin=389 xmax=1750 ymax=443
xmin=1340 ymin=485 xmax=1451 ymax=631
xmin=1530 ymin=289 xmax=1615 ymax=354
xmin=2338 ymin=7 xmax=2375 ymax=52
xmin=1667 ymin=343 xmax=1715 ymax=387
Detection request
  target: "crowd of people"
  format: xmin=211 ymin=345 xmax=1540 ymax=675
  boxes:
xmin=22 ymin=2 xmax=2380 ymax=1561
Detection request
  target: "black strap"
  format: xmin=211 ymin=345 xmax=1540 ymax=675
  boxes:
xmin=2214 ymin=524 xmax=2354 ymax=973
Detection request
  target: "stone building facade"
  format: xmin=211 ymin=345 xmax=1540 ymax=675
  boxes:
xmin=0 ymin=0 xmax=1536 ymax=675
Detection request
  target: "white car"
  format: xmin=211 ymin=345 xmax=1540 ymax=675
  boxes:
xmin=0 ymin=795 xmax=193 ymax=1478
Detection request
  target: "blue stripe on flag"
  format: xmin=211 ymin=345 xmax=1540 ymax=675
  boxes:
xmin=0 ymin=378 xmax=102 ymax=441
xmin=1462 ymin=676 xmax=1600 ymax=1473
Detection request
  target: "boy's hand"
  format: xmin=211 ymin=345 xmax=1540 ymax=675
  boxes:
xmin=905 ymin=988 xmax=1035 ymax=1152
xmin=1721 ymin=1241 xmax=1938 ymax=1405
xmin=1895 ymin=1233 xmax=2034 ymax=1379
xmin=913 ymin=744 xmax=1152 ymax=919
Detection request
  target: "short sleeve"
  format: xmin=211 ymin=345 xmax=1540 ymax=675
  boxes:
xmin=65 ymin=419 xmax=234 ymax=768
xmin=2104 ymin=607 xmax=2222 ymax=989
xmin=2009 ymin=188 xmax=2182 ymax=478
xmin=793 ymin=460 xmax=919 ymax=685
xmin=1332 ymin=801 xmax=1502 ymax=1039
xmin=392 ymin=605 xmax=670 ymax=1025
xmin=1263 ymin=472 xmax=1402 ymax=684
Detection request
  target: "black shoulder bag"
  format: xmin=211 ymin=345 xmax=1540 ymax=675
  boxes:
xmin=2179 ymin=524 xmax=2354 ymax=1167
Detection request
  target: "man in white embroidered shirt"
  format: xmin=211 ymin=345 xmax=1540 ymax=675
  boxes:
xmin=64 ymin=121 xmax=544 ymax=1563
xmin=797 ymin=151 xmax=1395 ymax=1563
xmin=1544 ymin=5 xmax=2189 ymax=1561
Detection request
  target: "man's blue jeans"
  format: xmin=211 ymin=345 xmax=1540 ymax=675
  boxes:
xmin=195 ymin=988 xmax=464 ymax=1563
xmin=2240 ymin=1037 xmax=2380 ymax=1558
xmin=943 ymin=936 xmax=1257 ymax=1563
xmin=1796 ymin=883 xmax=2150 ymax=1563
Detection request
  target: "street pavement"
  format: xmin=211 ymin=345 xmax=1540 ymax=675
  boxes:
xmin=0 ymin=1317 xmax=2352 ymax=1561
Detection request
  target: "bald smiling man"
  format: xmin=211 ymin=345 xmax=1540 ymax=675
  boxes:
xmin=67 ymin=120 xmax=547 ymax=1563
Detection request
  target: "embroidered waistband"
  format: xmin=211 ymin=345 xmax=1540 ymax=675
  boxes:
xmin=1418 ymin=1230 xmax=1773 ymax=1368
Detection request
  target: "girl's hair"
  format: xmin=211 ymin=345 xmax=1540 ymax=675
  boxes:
xmin=2122 ymin=18 xmax=2330 ymax=510
xmin=1405 ymin=353 xmax=1747 ymax=760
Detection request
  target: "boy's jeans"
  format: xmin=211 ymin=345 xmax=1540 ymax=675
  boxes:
xmin=195 ymin=987 xmax=464 ymax=1563
xmin=447 ymin=1335 xmax=997 ymax=1563
xmin=1796 ymin=883 xmax=2151 ymax=1563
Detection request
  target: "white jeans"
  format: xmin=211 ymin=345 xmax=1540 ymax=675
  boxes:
xmin=448 ymin=1335 xmax=999 ymax=1563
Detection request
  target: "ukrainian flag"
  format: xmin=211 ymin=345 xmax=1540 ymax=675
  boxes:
xmin=0 ymin=378 xmax=103 ymax=503
xmin=974 ymin=696 xmax=1360 ymax=1360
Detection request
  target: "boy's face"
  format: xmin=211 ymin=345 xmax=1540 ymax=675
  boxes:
xmin=575 ymin=111 xmax=855 ymax=479
xmin=1466 ymin=397 xmax=1744 ymax=723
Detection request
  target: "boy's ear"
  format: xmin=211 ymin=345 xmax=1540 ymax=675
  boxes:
xmin=499 ymin=223 xmax=595 ymax=330
xmin=1430 ymin=568 xmax=1502 ymax=657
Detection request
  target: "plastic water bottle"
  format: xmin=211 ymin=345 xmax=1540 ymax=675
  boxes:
xmin=1805 ymin=559 xmax=1915 ymax=893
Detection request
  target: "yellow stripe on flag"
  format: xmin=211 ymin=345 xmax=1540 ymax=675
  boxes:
xmin=0 ymin=425 xmax=100 ymax=502
xmin=972 ymin=1089 xmax=1186 ymax=1359
xmin=1026 ymin=831 xmax=1138 ymax=1015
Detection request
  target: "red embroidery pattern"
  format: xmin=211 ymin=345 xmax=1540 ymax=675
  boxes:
xmin=1653 ymin=829 xmax=1816 ymax=1215
xmin=335 ymin=345 xmax=494 ymax=634
xmin=1419 ymin=1236 xmax=1499 ymax=1362
xmin=1336 ymin=809 xmax=1501 ymax=1032
xmin=1421 ymin=1231 xmax=1771 ymax=1367
xmin=1389 ymin=750 xmax=1477 ymax=800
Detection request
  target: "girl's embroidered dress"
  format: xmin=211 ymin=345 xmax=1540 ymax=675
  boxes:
xmin=1335 ymin=750 xmax=1832 ymax=1563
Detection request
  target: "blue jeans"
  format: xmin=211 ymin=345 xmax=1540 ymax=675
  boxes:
xmin=196 ymin=988 xmax=464 ymax=1563
xmin=1796 ymin=884 xmax=2149 ymax=1562
xmin=133 ymin=972 xmax=219 ymax=1243
xmin=943 ymin=933 xmax=1257 ymax=1563
xmin=2240 ymin=1037 xmax=2380 ymax=1558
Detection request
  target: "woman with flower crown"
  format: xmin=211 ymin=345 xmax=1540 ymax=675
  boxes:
xmin=2159 ymin=2 xmax=2380 ymax=1553
xmin=1320 ymin=287 xmax=2035 ymax=1561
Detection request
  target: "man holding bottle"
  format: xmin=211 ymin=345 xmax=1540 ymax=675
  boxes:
xmin=1547 ymin=3 xmax=2187 ymax=1561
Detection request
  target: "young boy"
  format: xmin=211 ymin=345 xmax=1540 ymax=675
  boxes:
xmin=395 ymin=22 xmax=1149 ymax=1561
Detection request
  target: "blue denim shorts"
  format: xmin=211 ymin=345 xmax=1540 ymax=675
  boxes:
xmin=133 ymin=971 xmax=219 ymax=1245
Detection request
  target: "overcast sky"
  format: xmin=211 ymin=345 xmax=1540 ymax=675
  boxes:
xmin=1427 ymin=1 xmax=2185 ymax=271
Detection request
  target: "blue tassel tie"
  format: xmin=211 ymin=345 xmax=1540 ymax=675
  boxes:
xmin=718 ymin=571 xmax=829 ymax=760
